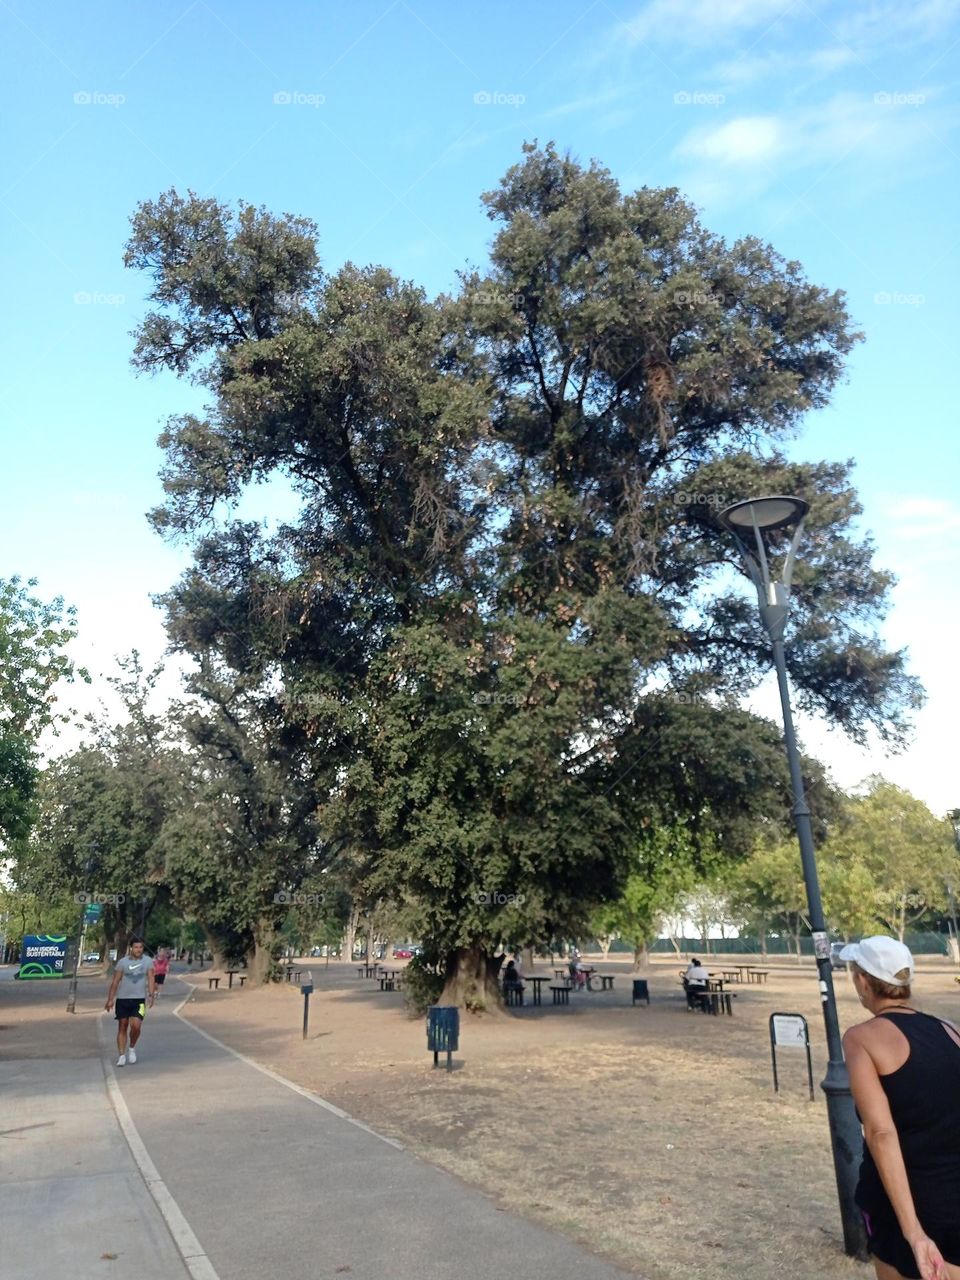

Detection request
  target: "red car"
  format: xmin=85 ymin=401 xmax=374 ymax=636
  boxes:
xmin=393 ymin=947 xmax=414 ymax=959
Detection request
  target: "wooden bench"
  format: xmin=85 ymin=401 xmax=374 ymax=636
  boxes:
xmin=238 ymin=975 xmax=247 ymax=987
xmin=549 ymin=985 xmax=570 ymax=1006
xmin=593 ymin=975 xmax=615 ymax=992
xmin=207 ymin=977 xmax=220 ymax=989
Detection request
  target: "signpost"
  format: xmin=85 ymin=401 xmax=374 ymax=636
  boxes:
xmin=770 ymin=1012 xmax=814 ymax=1101
xmin=301 ymin=972 xmax=314 ymax=1040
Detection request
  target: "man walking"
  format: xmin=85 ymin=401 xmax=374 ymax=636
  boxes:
xmin=105 ymin=938 xmax=156 ymax=1066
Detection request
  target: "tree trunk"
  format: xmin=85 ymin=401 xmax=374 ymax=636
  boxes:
xmin=598 ymin=935 xmax=613 ymax=960
xmin=341 ymin=903 xmax=360 ymax=963
xmin=794 ymin=919 xmax=802 ymax=960
xmin=437 ymin=945 xmax=503 ymax=1011
xmin=633 ymin=943 xmax=650 ymax=972
xmin=249 ymin=918 xmax=281 ymax=985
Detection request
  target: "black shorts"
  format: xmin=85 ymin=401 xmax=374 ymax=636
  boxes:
xmin=115 ymin=998 xmax=146 ymax=1021
xmin=154 ymin=973 xmax=166 ymax=985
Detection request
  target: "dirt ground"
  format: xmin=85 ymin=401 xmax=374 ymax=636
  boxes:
xmin=178 ymin=955 xmax=960 ymax=1280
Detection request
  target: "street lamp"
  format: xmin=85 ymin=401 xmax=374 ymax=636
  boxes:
xmin=946 ymin=811 xmax=960 ymax=961
xmin=67 ymin=848 xmax=96 ymax=1015
xmin=719 ymin=495 xmax=868 ymax=1260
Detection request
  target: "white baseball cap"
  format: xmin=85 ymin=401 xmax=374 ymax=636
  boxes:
xmin=839 ymin=936 xmax=914 ymax=986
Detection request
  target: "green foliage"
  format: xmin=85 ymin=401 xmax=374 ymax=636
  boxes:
xmin=0 ymin=576 xmax=88 ymax=846
xmin=401 ymin=953 xmax=445 ymax=1015
xmin=823 ymin=777 xmax=955 ymax=940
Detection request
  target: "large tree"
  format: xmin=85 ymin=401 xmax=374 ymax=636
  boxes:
xmin=17 ymin=656 xmax=177 ymax=964
xmin=824 ymin=777 xmax=954 ymax=941
xmin=125 ymin=145 xmax=921 ymax=1006
xmin=0 ymin=576 xmax=88 ymax=848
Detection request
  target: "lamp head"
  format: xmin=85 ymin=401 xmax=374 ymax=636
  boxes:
xmin=719 ymin=495 xmax=809 ymax=535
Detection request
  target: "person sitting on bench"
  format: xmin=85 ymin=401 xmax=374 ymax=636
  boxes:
xmin=503 ymin=959 xmax=524 ymax=990
xmin=683 ymin=958 xmax=709 ymax=1007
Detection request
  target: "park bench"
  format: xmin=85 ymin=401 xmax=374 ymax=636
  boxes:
xmin=590 ymin=974 xmax=615 ymax=992
xmin=207 ymin=977 xmax=220 ymax=989
xmin=503 ymin=983 xmax=523 ymax=1007
xmin=549 ymin=985 xmax=570 ymax=1006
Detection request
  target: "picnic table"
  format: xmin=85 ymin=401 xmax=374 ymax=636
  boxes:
xmin=719 ymin=969 xmax=742 ymax=984
xmin=524 ymin=975 xmax=547 ymax=1005
xmin=225 ymin=970 xmax=247 ymax=989
xmin=747 ymin=968 xmax=770 ymax=984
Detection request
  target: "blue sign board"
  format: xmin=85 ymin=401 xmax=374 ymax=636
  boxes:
xmin=18 ymin=935 xmax=69 ymax=979
xmin=84 ymin=903 xmax=102 ymax=924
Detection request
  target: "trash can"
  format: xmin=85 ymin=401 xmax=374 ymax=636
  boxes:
xmin=632 ymin=979 xmax=650 ymax=1006
xmin=426 ymin=1006 xmax=460 ymax=1070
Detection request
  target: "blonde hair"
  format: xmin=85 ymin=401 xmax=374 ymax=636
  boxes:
xmin=851 ymin=961 xmax=912 ymax=1001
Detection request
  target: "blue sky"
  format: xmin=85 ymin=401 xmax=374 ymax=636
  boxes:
xmin=2 ymin=0 xmax=958 ymax=810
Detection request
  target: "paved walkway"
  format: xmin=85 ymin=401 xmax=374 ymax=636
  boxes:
xmin=3 ymin=975 xmax=636 ymax=1280
xmin=0 ymin=1055 xmax=191 ymax=1279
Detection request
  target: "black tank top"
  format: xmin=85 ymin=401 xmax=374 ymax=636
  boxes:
xmin=859 ymin=1010 xmax=960 ymax=1225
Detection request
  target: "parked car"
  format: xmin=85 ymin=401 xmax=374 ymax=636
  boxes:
xmin=393 ymin=947 xmax=414 ymax=959
xmin=830 ymin=942 xmax=849 ymax=970
xmin=82 ymin=952 xmax=101 ymax=963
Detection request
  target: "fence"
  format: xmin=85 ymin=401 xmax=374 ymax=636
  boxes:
xmin=598 ymin=932 xmax=951 ymax=957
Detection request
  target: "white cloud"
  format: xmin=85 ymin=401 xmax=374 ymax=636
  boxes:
xmin=674 ymin=92 xmax=949 ymax=198
xmin=679 ymin=114 xmax=784 ymax=163
xmin=617 ymin=0 xmax=797 ymax=47
xmin=833 ymin=0 xmax=960 ymax=49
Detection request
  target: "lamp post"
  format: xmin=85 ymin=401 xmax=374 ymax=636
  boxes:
xmin=67 ymin=849 xmax=96 ymax=1015
xmin=719 ymin=495 xmax=867 ymax=1260
xmin=946 ymin=811 xmax=960 ymax=962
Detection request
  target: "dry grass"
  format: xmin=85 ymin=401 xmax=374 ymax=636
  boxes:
xmin=181 ymin=957 xmax=960 ymax=1280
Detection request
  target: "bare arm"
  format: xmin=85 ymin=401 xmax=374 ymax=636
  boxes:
xmin=147 ymin=965 xmax=156 ymax=1004
xmin=105 ymin=966 xmax=122 ymax=1009
xmin=844 ymin=1028 xmax=946 ymax=1280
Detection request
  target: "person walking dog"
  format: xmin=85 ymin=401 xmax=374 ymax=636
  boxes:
xmin=842 ymin=936 xmax=960 ymax=1280
xmin=105 ymin=938 xmax=156 ymax=1066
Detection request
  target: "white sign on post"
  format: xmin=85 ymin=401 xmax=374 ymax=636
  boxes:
xmin=769 ymin=1012 xmax=814 ymax=1099
xmin=772 ymin=1013 xmax=808 ymax=1048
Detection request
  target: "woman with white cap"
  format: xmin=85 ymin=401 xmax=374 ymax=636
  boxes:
xmin=841 ymin=935 xmax=960 ymax=1280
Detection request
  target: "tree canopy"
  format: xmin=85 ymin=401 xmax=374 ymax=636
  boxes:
xmin=112 ymin=143 xmax=922 ymax=1003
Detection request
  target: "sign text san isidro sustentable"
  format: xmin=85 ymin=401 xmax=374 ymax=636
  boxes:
xmin=18 ymin=935 xmax=69 ymax=979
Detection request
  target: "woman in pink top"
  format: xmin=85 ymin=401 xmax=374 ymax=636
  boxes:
xmin=152 ymin=947 xmax=171 ymax=997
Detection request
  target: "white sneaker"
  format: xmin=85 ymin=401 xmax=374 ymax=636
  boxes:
xmin=127 ymin=1048 xmax=137 ymax=1064
xmin=116 ymin=1054 xmax=126 ymax=1067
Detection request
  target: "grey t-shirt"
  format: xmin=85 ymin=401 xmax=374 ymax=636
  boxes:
xmin=116 ymin=954 xmax=154 ymax=999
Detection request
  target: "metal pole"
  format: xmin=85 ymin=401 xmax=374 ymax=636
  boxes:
xmin=302 ymin=989 xmax=309 ymax=1039
xmin=766 ymin=623 xmax=868 ymax=1259
xmin=66 ymin=912 xmax=88 ymax=1014
xmin=66 ymin=855 xmax=95 ymax=1014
